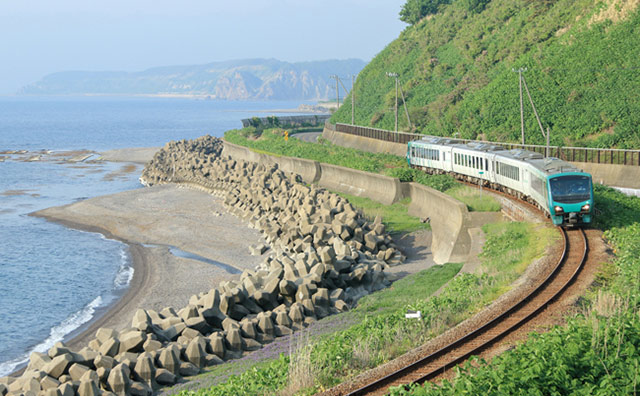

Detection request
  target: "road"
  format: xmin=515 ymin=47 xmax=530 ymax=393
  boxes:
xmin=292 ymin=131 xmax=322 ymax=143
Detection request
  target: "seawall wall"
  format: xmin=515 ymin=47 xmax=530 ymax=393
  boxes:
xmin=222 ymin=140 xmax=472 ymax=264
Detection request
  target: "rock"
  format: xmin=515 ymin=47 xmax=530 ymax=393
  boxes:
xmin=68 ymin=364 xmax=90 ymax=382
xmin=27 ymin=353 xmax=51 ymax=372
xmin=178 ymin=362 xmax=199 ymax=377
xmin=185 ymin=338 xmax=206 ymax=368
xmin=201 ymin=289 xmax=220 ymax=310
xmin=132 ymin=309 xmax=151 ymax=331
xmin=225 ymin=329 xmax=243 ymax=351
xmin=47 ymin=343 xmax=71 ymax=359
xmin=185 ymin=315 xmax=212 ymax=335
xmin=43 ymin=354 xmax=74 ymax=379
xmin=207 ymin=334 xmax=226 ymax=359
xmin=43 ymin=388 xmax=62 ymax=396
xmin=242 ymin=337 xmax=262 ymax=352
xmin=93 ymin=355 xmax=114 ymax=370
xmin=154 ymin=369 xmax=176 ymax=386
xmin=142 ymin=339 xmax=162 ymax=353
xmin=201 ymin=306 xmax=226 ymax=329
xmin=39 ymin=376 xmax=59 ymax=391
xmin=133 ymin=354 xmax=155 ymax=389
xmin=129 ymin=381 xmax=152 ymax=396
xmin=288 ymin=303 xmax=305 ymax=323
xmin=118 ymin=331 xmax=146 ymax=354
xmin=274 ymin=311 xmax=292 ymax=328
xmin=98 ymin=338 xmax=120 ymax=357
xmin=76 ymin=380 xmax=100 ymax=396
xmin=95 ymin=328 xmax=118 ymax=344
xmin=106 ymin=364 xmax=130 ymax=396
xmin=278 ymin=280 xmax=296 ymax=296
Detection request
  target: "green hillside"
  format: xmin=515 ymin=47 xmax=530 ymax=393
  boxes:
xmin=331 ymin=0 xmax=640 ymax=149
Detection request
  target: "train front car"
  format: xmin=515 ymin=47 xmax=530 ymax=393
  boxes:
xmin=547 ymin=172 xmax=594 ymax=226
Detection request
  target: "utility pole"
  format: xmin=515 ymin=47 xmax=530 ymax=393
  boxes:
xmin=330 ymin=75 xmax=339 ymax=111
xmin=386 ymin=72 xmax=399 ymax=132
xmin=513 ymin=67 xmax=527 ymax=145
xmin=351 ymin=75 xmax=355 ymax=125
xmin=399 ymin=83 xmax=412 ymax=130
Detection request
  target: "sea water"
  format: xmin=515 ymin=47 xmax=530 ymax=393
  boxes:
xmin=0 ymin=96 xmax=308 ymax=376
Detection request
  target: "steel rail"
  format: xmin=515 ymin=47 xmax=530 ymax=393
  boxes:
xmin=344 ymin=228 xmax=588 ymax=396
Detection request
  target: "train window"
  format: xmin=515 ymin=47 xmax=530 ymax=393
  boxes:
xmin=485 ymin=159 xmax=488 ymax=171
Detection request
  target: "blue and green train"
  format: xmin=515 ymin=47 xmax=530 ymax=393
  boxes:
xmin=407 ymin=137 xmax=594 ymax=226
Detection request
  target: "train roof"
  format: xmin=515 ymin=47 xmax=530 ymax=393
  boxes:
xmin=411 ymin=137 xmax=586 ymax=176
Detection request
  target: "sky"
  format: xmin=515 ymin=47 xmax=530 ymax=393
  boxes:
xmin=0 ymin=0 xmax=407 ymax=95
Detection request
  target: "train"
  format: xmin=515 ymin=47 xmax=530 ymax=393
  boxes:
xmin=406 ymin=137 xmax=594 ymax=226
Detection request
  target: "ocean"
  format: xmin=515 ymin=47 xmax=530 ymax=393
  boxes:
xmin=0 ymin=96 xmax=308 ymax=376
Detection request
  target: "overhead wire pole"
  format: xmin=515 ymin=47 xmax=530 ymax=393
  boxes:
xmin=330 ymin=75 xmax=340 ymax=111
xmin=351 ymin=75 xmax=356 ymax=125
xmin=521 ymin=74 xmax=550 ymax=157
xmin=512 ymin=67 xmax=527 ymax=145
xmin=386 ymin=72 xmax=399 ymax=133
xmin=399 ymin=83 xmax=412 ymax=130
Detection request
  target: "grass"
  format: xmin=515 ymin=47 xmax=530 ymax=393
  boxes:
xmin=177 ymin=220 xmax=553 ymax=395
xmin=335 ymin=193 xmax=431 ymax=233
xmin=391 ymin=188 xmax=640 ymax=395
xmin=444 ymin=185 xmax=501 ymax=212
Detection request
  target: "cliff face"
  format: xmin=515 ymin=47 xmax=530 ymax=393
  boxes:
xmin=19 ymin=58 xmax=366 ymax=101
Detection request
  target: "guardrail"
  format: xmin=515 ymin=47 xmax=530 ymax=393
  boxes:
xmin=327 ymin=121 xmax=640 ymax=166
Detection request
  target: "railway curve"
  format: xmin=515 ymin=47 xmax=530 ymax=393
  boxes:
xmin=322 ymin=227 xmax=589 ymax=396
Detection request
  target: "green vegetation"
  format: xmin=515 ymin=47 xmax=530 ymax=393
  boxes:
xmin=178 ymin=221 xmax=552 ymax=395
xmin=226 ymin=128 xmax=502 ymax=213
xmin=390 ymin=187 xmax=640 ymax=395
xmin=445 ymin=185 xmax=501 ymax=212
xmin=225 ymin=128 xmax=405 ymax=173
xmin=334 ymin=0 xmax=640 ymax=148
xmin=335 ymin=194 xmax=430 ymax=234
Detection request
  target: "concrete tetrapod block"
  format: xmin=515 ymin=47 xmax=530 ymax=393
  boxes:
xmin=133 ymin=354 xmax=156 ymax=390
xmin=43 ymin=387 xmax=62 ymax=396
xmin=154 ymin=369 xmax=176 ymax=386
xmin=225 ymin=328 xmax=243 ymax=351
xmin=57 ymin=383 xmax=74 ymax=396
xmin=185 ymin=338 xmax=206 ymax=368
xmin=27 ymin=353 xmax=51 ymax=372
xmin=93 ymin=355 xmax=114 ymax=371
xmin=43 ymin=354 xmax=74 ymax=379
xmin=39 ymin=376 xmax=60 ymax=391
xmin=68 ymin=364 xmax=90 ymax=382
xmin=200 ymin=306 xmax=226 ymax=329
xmin=77 ymin=379 xmax=100 ymax=396
xmin=47 ymin=343 xmax=71 ymax=359
xmin=118 ymin=331 xmax=146 ymax=354
xmin=207 ymin=334 xmax=226 ymax=359
xmin=106 ymin=364 xmax=130 ymax=396
xmin=129 ymin=381 xmax=152 ymax=396
xmin=95 ymin=328 xmax=118 ymax=344
xmin=156 ymin=348 xmax=180 ymax=376
xmin=98 ymin=338 xmax=120 ymax=358
xmin=178 ymin=362 xmax=199 ymax=377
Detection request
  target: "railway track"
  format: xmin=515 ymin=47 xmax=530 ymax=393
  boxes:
xmin=333 ymin=227 xmax=588 ymax=396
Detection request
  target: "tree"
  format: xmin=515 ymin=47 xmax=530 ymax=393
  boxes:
xmin=399 ymin=0 xmax=451 ymax=25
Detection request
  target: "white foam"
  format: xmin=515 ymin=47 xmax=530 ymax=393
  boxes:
xmin=113 ymin=247 xmax=134 ymax=290
xmin=0 ymin=296 xmax=105 ymax=377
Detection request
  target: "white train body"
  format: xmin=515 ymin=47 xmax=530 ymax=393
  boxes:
xmin=407 ymin=137 xmax=594 ymax=225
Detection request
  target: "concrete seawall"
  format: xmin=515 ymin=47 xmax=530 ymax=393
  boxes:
xmin=322 ymin=127 xmax=407 ymax=157
xmin=222 ymin=142 xmax=321 ymax=184
xmin=406 ymin=183 xmax=472 ymax=264
xmin=317 ymin=164 xmax=403 ymax=206
xmin=222 ymin=139 xmax=475 ymax=264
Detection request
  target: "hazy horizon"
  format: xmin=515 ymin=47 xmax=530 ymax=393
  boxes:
xmin=0 ymin=1 xmax=406 ymax=95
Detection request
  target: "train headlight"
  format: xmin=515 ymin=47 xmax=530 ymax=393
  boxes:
xmin=581 ymin=204 xmax=591 ymax=212
xmin=554 ymin=206 xmax=564 ymax=214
